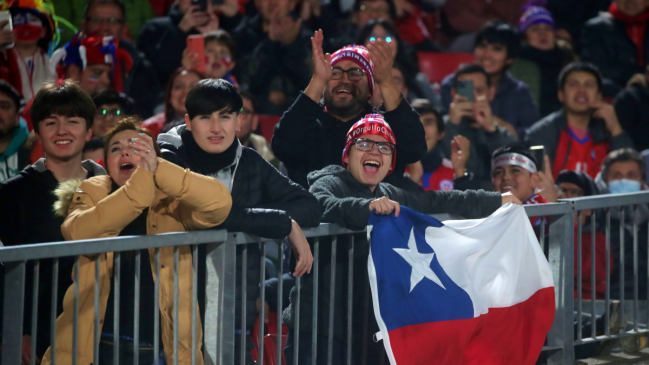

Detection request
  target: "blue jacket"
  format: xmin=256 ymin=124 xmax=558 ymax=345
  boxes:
xmin=441 ymin=71 xmax=540 ymax=138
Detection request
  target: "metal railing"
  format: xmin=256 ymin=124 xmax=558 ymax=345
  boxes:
xmin=0 ymin=191 xmax=648 ymax=365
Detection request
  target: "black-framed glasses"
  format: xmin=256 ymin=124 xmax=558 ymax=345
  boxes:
xmin=354 ymin=138 xmax=395 ymax=155
xmin=86 ymin=16 xmax=125 ymax=25
xmin=98 ymin=108 xmax=121 ymax=117
xmin=331 ymin=67 xmax=366 ymax=81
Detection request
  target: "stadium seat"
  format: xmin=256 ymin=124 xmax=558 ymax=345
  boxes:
xmin=258 ymin=114 xmax=281 ymax=144
xmin=417 ymin=52 xmax=474 ymax=84
xmin=263 ymin=334 xmax=288 ymax=365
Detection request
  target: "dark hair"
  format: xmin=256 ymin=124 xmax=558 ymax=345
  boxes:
xmin=453 ymin=63 xmax=492 ymax=88
xmin=555 ymin=170 xmax=598 ymax=197
xmin=92 ymin=89 xmax=135 ymax=115
xmin=204 ymin=30 xmax=237 ymax=61
xmin=0 ymin=81 xmax=21 ymax=112
xmin=164 ymin=68 xmax=203 ymax=124
xmin=474 ymin=21 xmax=520 ymax=60
xmin=83 ymin=136 xmax=105 ymax=152
xmin=355 ymin=19 xmax=417 ymax=77
xmin=186 ymin=79 xmax=242 ymax=120
xmin=239 ymin=90 xmax=258 ymax=114
xmin=31 ymin=80 xmax=96 ymax=134
xmin=353 ymin=0 xmax=397 ymax=22
xmin=411 ymin=99 xmax=444 ymax=134
xmin=103 ymin=117 xmax=161 ymax=170
xmin=601 ymin=148 xmax=645 ymax=182
xmin=83 ymin=0 xmax=126 ymax=19
xmin=492 ymin=144 xmax=538 ymax=168
xmin=558 ymin=62 xmax=603 ymax=91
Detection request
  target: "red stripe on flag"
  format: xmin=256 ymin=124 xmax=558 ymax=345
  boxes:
xmin=387 ymin=287 xmax=555 ymax=365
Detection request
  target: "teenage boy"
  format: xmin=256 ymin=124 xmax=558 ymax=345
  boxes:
xmin=272 ymin=30 xmax=427 ymax=190
xmin=526 ymin=62 xmax=634 ymax=179
xmin=0 ymin=81 xmax=32 ymax=182
xmin=287 ymin=114 xmax=520 ymax=365
xmin=442 ymin=64 xmax=519 ymax=191
xmin=157 ymin=79 xmax=321 ymax=364
xmin=441 ymin=21 xmax=539 ymax=138
xmin=0 ymin=80 xmax=105 ymax=363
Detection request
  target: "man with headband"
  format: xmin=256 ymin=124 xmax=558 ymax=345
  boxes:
xmin=491 ymin=145 xmax=556 ymax=226
xmin=284 ymin=114 xmax=520 ymax=365
xmin=272 ymin=30 xmax=426 ymax=190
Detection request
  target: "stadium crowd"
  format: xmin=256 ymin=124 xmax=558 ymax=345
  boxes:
xmin=0 ymin=0 xmax=648 ymax=363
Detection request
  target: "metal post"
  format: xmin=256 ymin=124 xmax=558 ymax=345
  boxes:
xmin=135 ymin=250 xmax=141 ymax=365
xmin=2 ymin=261 xmax=26 ymax=365
xmin=259 ymin=242 xmax=266 ymax=365
xmin=31 ymin=261 xmax=39 ymax=365
xmin=577 ymin=212 xmax=582 ymax=342
xmin=633 ymin=206 xmax=639 ymax=332
xmin=174 ymin=247 xmax=180 ymax=365
xmin=114 ymin=252 xmax=120 ymax=365
xmin=546 ymin=205 xmax=575 ymax=365
xmin=591 ymin=212 xmax=596 ymax=339
xmin=192 ymin=245 xmax=198 ymax=365
xmin=327 ymin=238 xmax=337 ymax=365
xmin=94 ymin=258 xmax=101 ymax=365
xmin=311 ymin=238 xmax=320 ymax=365
xmin=73 ymin=257 xmax=79 ymax=365
xmin=277 ymin=241 xmax=284 ymax=365
xmin=51 ymin=258 xmax=58 ymax=365
xmin=154 ymin=249 xmax=160 ymax=365
xmin=347 ymin=236 xmax=354 ymax=365
xmin=605 ymin=209 xmax=611 ymax=337
xmin=240 ymin=246 xmax=247 ymax=365
xmin=293 ymin=275 xmax=301 ymax=364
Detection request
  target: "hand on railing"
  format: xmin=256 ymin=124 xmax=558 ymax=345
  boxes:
xmin=288 ymin=220 xmax=314 ymax=277
xmin=501 ymin=192 xmax=522 ymax=206
xmin=369 ymin=197 xmax=401 ymax=217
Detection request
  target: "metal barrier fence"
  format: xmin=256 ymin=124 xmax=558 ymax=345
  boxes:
xmin=0 ymin=191 xmax=648 ymax=365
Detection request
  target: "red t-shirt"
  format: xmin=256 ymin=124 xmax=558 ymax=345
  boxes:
xmin=553 ymin=128 xmax=609 ymax=179
xmin=420 ymin=158 xmax=455 ymax=191
xmin=524 ymin=193 xmax=548 ymax=227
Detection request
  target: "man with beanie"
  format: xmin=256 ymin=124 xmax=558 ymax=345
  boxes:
xmin=555 ymin=170 xmax=609 ymax=299
xmin=284 ymin=114 xmax=520 ymax=365
xmin=581 ymin=0 xmax=649 ymax=93
xmin=272 ymin=30 xmax=426 ymax=190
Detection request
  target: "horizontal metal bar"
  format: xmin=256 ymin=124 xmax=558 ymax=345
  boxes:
xmin=523 ymin=202 xmax=572 ymax=217
xmin=229 ymin=224 xmax=364 ymax=245
xmin=574 ymin=329 xmax=649 ymax=344
xmin=564 ymin=191 xmax=649 ymax=211
xmin=0 ymin=229 xmax=227 ymax=262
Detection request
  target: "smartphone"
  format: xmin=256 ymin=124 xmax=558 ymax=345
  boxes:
xmin=530 ymin=145 xmax=545 ymax=172
xmin=457 ymin=79 xmax=475 ymax=102
xmin=187 ymin=34 xmax=206 ymax=74
xmin=191 ymin=0 xmax=208 ymax=12
xmin=0 ymin=11 xmax=14 ymax=50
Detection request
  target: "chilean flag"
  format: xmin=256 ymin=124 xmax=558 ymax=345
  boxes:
xmin=368 ymin=204 xmax=555 ymax=365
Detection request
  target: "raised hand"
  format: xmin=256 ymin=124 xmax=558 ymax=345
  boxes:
xmin=450 ymin=135 xmax=470 ymax=178
xmin=448 ymin=94 xmax=474 ymax=125
xmin=367 ymin=38 xmax=396 ymax=85
xmin=589 ymin=100 xmax=622 ymax=136
xmin=0 ymin=20 xmax=14 ymax=48
xmin=311 ymin=29 xmax=332 ymax=83
xmin=129 ymin=133 xmax=158 ymax=173
xmin=474 ymin=95 xmax=496 ymax=132
xmin=178 ymin=6 xmax=209 ymax=33
xmin=537 ymin=155 xmax=558 ymax=203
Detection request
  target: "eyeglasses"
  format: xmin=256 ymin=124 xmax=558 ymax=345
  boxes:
xmin=86 ymin=16 xmax=125 ymax=25
xmin=331 ymin=67 xmax=366 ymax=81
xmin=98 ymin=108 xmax=121 ymax=117
xmin=359 ymin=4 xmax=390 ymax=14
xmin=354 ymin=138 xmax=395 ymax=155
xmin=557 ymin=187 xmax=584 ymax=198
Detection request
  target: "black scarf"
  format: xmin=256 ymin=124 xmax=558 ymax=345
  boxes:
xmin=180 ymin=128 xmax=239 ymax=175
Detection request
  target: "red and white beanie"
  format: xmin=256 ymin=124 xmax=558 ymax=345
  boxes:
xmin=342 ymin=113 xmax=397 ymax=174
xmin=331 ymin=44 xmax=375 ymax=95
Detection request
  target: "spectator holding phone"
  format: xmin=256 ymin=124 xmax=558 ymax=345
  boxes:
xmin=526 ymin=62 xmax=635 ymax=179
xmin=441 ymin=21 xmax=539 ymax=138
xmin=138 ymin=0 xmax=219 ymax=87
xmin=0 ymin=1 xmax=55 ymax=101
xmin=181 ymin=30 xmax=238 ymax=85
xmin=441 ymin=64 xmax=518 ymax=190
xmin=142 ymin=68 xmax=202 ymax=139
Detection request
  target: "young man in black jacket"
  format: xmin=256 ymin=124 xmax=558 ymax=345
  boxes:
xmin=271 ymin=30 xmax=427 ymax=190
xmin=0 ymin=81 xmax=106 ymax=363
xmin=157 ymin=79 xmax=321 ymax=364
xmin=283 ymin=114 xmax=520 ymax=365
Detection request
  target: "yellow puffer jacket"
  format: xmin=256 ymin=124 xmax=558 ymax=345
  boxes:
xmin=42 ymin=159 xmax=232 ymax=365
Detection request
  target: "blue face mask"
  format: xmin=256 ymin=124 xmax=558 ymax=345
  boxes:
xmin=608 ymin=179 xmax=642 ymax=194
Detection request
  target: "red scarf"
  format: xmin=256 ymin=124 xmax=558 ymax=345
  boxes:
xmin=609 ymin=2 xmax=649 ymax=66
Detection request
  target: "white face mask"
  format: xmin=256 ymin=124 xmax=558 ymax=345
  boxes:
xmin=608 ymin=179 xmax=642 ymax=194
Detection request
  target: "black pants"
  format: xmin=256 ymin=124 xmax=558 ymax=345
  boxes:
xmin=98 ymin=334 xmax=165 ymax=365
xmin=284 ymin=330 xmax=386 ymax=365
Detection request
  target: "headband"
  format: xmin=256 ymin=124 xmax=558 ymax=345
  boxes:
xmin=491 ymin=153 xmax=537 ymax=173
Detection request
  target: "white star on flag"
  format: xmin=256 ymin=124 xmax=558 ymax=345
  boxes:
xmin=394 ymin=228 xmax=446 ymax=292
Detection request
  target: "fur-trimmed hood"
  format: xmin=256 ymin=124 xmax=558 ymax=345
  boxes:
xmin=53 ymin=179 xmax=84 ymax=217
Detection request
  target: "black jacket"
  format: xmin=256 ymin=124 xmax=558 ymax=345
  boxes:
xmin=0 ymin=159 xmax=105 ymax=357
xmin=137 ymin=4 xmax=196 ymax=88
xmin=119 ymin=39 xmax=162 ymax=119
xmin=283 ymin=165 xmax=501 ymax=347
xmin=581 ymin=12 xmax=649 ymax=88
xmin=232 ymin=14 xmax=313 ymax=114
xmin=158 ymin=126 xmax=321 ymax=329
xmin=614 ymin=84 xmax=649 ymax=152
xmin=272 ymin=92 xmax=427 ymax=189
xmin=525 ymin=109 xmax=635 ymax=170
